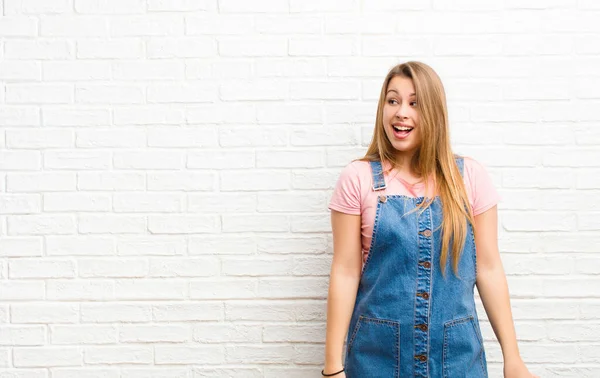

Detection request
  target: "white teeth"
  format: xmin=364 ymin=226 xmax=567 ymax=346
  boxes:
xmin=393 ymin=126 xmax=413 ymax=131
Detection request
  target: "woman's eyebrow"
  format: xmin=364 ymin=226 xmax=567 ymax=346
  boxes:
xmin=386 ymin=89 xmax=416 ymax=96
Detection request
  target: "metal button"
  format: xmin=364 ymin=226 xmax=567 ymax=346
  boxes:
xmin=415 ymin=324 xmax=428 ymax=331
xmin=415 ymin=354 xmax=427 ymax=362
xmin=419 ymin=261 xmax=431 ymax=269
xmin=417 ymin=292 xmax=430 ymax=300
xmin=379 ymin=195 xmax=387 ymax=203
xmin=421 ymin=229 xmax=432 ymax=237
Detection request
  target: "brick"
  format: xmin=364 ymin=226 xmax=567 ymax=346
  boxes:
xmin=188 ymin=150 xmax=253 ymax=169
xmin=290 ymin=37 xmax=356 ymax=56
xmin=220 ymin=170 xmax=289 ymax=191
xmin=290 ymin=80 xmax=360 ymax=100
xmin=152 ymin=302 xmax=223 ymax=322
xmin=113 ymin=193 xmax=183 ymax=213
xmin=47 ymin=280 xmax=114 ymax=301
xmin=84 ymin=346 xmax=152 ymax=364
xmin=147 ymin=171 xmax=216 ymax=191
xmin=117 ymin=236 xmax=185 ymax=256
xmin=78 ymin=258 xmax=148 ymax=278
xmin=6 ymin=129 xmax=73 ymax=149
xmin=192 ymin=323 xmax=262 ymax=344
xmin=77 ymin=39 xmax=143 ymax=59
xmin=6 ymin=84 xmax=73 ymax=104
xmin=218 ymin=37 xmax=287 ymax=57
xmin=0 ymin=237 xmax=42 ymax=257
xmin=148 ymin=215 xmax=220 ymax=234
xmin=225 ymin=345 xmax=294 ymax=364
xmin=222 ymin=214 xmax=289 ymax=232
xmin=186 ymin=14 xmax=254 ymax=35
xmin=112 ymin=61 xmax=185 ymax=81
xmin=81 ymin=304 xmax=151 ymax=323
xmin=0 ymin=194 xmax=41 ymax=214
xmin=362 ymin=36 xmax=429 ymax=57
xmin=220 ymin=80 xmax=287 ymax=101
xmin=255 ymin=58 xmax=326 ymax=77
xmin=219 ymin=0 xmax=287 ymax=12
xmin=155 ymin=345 xmax=224 ymax=365
xmin=76 ymin=128 xmax=146 ymax=148
xmin=110 ymin=15 xmax=184 ymax=36
xmin=0 ymin=281 xmax=44 ymax=301
xmin=11 ymin=304 xmax=79 ymax=324
xmin=222 ymin=257 xmax=294 ymax=277
xmin=8 ymin=215 xmax=76 ymax=235
xmin=0 ymin=107 xmax=40 ymax=126
xmin=148 ymin=0 xmax=216 ymax=11
xmin=13 ymin=347 xmax=82 ymax=367
xmin=5 ymin=0 xmax=72 ymax=15
xmin=50 ymin=325 xmax=117 ymax=345
xmin=77 ymin=172 xmax=145 ymax=191
xmin=43 ymin=61 xmax=110 ymax=81
xmin=78 ymin=215 xmax=146 ymax=234
xmin=257 ymin=192 xmax=325 ymax=213
xmin=146 ymin=38 xmax=217 ymax=58
xmin=44 ymin=150 xmax=111 ymax=170
xmin=190 ymin=279 xmax=257 ymax=299
xmin=225 ymin=300 xmax=325 ymax=321
xmin=0 ymin=16 xmax=38 ymax=37
xmin=147 ymin=82 xmax=217 ymax=103
xmin=5 ymin=40 xmax=72 ymax=59
xmin=74 ymin=0 xmax=145 ymax=14
xmin=189 ymin=236 xmax=256 ymax=255
xmin=40 ymin=16 xmax=108 ymax=37
xmin=9 ymin=259 xmax=75 ymax=279
xmin=149 ymin=258 xmax=219 ymax=277
xmin=119 ymin=325 xmax=190 ymax=343
xmin=113 ymin=151 xmax=185 ymax=169
xmin=42 ymin=107 xmax=110 ymax=127
xmin=0 ymin=325 xmax=45 ymax=346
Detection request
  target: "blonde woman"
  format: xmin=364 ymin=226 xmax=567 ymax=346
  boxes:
xmin=322 ymin=62 xmax=538 ymax=378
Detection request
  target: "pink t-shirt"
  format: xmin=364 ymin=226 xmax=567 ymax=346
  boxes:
xmin=328 ymin=156 xmax=502 ymax=263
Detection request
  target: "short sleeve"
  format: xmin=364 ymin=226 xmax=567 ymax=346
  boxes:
xmin=465 ymin=157 xmax=502 ymax=216
xmin=328 ymin=162 xmax=361 ymax=215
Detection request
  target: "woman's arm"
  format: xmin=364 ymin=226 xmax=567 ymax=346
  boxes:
xmin=474 ymin=205 xmax=538 ymax=377
xmin=323 ymin=210 xmax=363 ymax=375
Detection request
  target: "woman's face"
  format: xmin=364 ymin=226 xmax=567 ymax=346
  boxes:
xmin=382 ymin=76 xmax=421 ymax=161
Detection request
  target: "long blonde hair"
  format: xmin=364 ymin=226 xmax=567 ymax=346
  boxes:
xmin=362 ymin=61 xmax=476 ymax=278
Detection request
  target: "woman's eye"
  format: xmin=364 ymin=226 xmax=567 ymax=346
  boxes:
xmin=388 ymin=99 xmax=398 ymax=104
xmin=410 ymin=101 xmax=417 ymax=106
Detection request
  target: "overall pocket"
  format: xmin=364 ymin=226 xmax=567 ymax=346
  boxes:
xmin=345 ymin=315 xmax=400 ymax=378
xmin=442 ymin=315 xmax=487 ymax=378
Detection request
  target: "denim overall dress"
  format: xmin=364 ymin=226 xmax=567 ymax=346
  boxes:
xmin=344 ymin=156 xmax=488 ymax=378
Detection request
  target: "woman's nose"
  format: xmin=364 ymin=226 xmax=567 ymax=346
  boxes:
xmin=396 ymin=106 xmax=408 ymax=119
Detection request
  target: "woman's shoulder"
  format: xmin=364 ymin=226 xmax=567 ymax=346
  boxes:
xmin=333 ymin=159 xmax=374 ymax=195
xmin=329 ymin=159 xmax=374 ymax=215
xmin=460 ymin=155 xmax=491 ymax=180
xmin=458 ymin=155 xmax=501 ymax=215
xmin=339 ymin=159 xmax=373 ymax=179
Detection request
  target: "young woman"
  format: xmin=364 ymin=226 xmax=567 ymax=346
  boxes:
xmin=322 ymin=61 xmax=538 ymax=378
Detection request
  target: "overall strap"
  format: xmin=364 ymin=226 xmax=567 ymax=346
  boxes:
xmin=369 ymin=161 xmax=386 ymax=191
xmin=454 ymin=155 xmax=465 ymax=178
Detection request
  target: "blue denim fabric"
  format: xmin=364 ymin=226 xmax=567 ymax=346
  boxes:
xmin=344 ymin=156 xmax=488 ymax=378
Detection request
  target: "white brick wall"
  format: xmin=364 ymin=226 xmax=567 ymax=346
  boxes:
xmin=0 ymin=0 xmax=598 ymax=377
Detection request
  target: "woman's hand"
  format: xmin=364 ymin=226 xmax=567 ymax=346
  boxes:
xmin=504 ymin=357 xmax=540 ymax=378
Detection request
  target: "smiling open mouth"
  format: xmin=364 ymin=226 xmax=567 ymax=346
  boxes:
xmin=392 ymin=125 xmax=414 ymax=138
xmin=393 ymin=125 xmax=413 ymax=132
